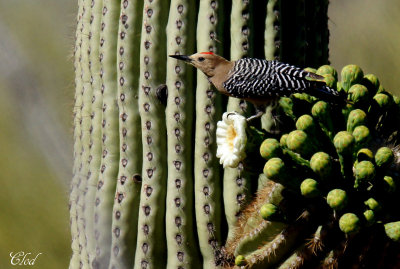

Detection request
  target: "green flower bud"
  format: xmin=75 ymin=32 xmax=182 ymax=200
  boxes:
xmin=333 ymin=131 xmax=354 ymax=154
xmin=353 ymin=125 xmax=371 ymax=148
xmin=311 ymin=101 xmax=334 ymax=140
xmin=375 ymin=147 xmax=394 ymax=168
xmin=317 ymin=65 xmax=338 ymax=80
xmin=384 ymin=221 xmax=400 ymax=242
xmin=286 ymin=130 xmax=315 ymax=157
xmin=279 ymin=97 xmax=295 ymax=120
xmin=363 ymin=74 xmax=380 ymax=91
xmin=383 ymin=175 xmax=396 ymax=193
xmin=322 ymin=74 xmax=337 ymax=89
xmin=339 ymin=213 xmax=360 ymax=234
xmin=354 ymin=161 xmax=376 ymax=189
xmin=341 ymin=65 xmax=364 ymax=92
xmin=373 ymin=93 xmax=392 ymax=109
xmin=357 ymin=148 xmax=374 ymax=162
xmin=347 ymin=109 xmax=367 ymax=133
xmin=363 ymin=210 xmax=375 ymax=226
xmin=300 ymin=178 xmax=319 ymax=198
xmin=264 ymin=157 xmax=286 ymax=181
xmin=235 ymin=255 xmax=247 ymax=266
xmin=260 ymin=203 xmax=279 ymax=221
xmin=364 ymin=198 xmax=381 ymax=212
xmin=260 ymin=138 xmax=282 ymax=160
xmin=280 ymin=134 xmax=289 ymax=147
xmin=310 ymin=152 xmax=332 ymax=179
xmin=348 ymin=84 xmax=369 ymax=105
xmin=327 ymin=189 xmax=348 ymax=211
xmin=304 ymin=67 xmax=317 ymax=74
xmin=296 ymin=114 xmax=316 ymax=133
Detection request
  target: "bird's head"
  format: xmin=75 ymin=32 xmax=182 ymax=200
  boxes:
xmin=169 ymin=52 xmax=227 ymax=78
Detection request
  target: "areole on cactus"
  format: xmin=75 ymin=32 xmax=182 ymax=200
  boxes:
xmin=70 ymin=0 xmax=400 ymax=268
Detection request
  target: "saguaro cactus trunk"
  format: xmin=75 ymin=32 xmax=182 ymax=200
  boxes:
xmin=70 ymin=1 xmax=400 ymax=268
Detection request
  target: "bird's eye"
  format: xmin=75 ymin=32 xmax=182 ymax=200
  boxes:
xmin=198 ymin=57 xmax=205 ymax=62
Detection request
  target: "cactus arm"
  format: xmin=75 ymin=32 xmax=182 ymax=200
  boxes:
xmin=70 ymin=0 xmax=85 ymax=267
xmin=92 ymin=0 xmax=121 ymax=267
xmin=264 ymin=0 xmax=279 ymax=61
xmin=165 ymin=0 xmax=201 ymax=268
xmin=223 ymin=0 xmax=252 ymax=243
xmin=133 ymin=0 xmax=169 ymax=268
xmin=84 ymin=0 xmax=103 ymax=265
xmin=194 ymin=1 xmax=225 ymax=267
xmin=108 ymin=0 xmax=144 ymax=268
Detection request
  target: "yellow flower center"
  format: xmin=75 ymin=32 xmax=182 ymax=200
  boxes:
xmin=226 ymin=124 xmax=237 ymax=149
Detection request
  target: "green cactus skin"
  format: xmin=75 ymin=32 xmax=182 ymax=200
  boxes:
xmin=340 ymin=64 xmax=364 ymax=93
xmin=373 ymin=93 xmax=392 ymax=109
xmin=317 ymin=65 xmax=338 ymax=80
xmin=327 ymin=189 xmax=348 ymax=211
xmin=300 ymin=178 xmax=320 ymax=198
xmin=333 ymin=131 xmax=354 ymax=179
xmin=310 ymin=152 xmax=332 ymax=180
xmin=223 ymin=0 xmax=252 ymax=243
xmin=133 ymin=0 xmax=169 ymax=268
xmin=70 ymin=1 xmax=85 ymax=267
xmin=165 ymin=0 xmax=201 ymax=268
xmin=194 ymin=1 xmax=224 ymax=267
xmin=339 ymin=213 xmax=360 ymax=235
xmin=375 ymin=147 xmax=394 ymax=168
xmin=347 ymin=109 xmax=367 ymax=133
xmin=92 ymin=0 xmax=121 ymax=267
xmin=108 ymin=1 xmax=143 ymax=268
xmin=311 ymin=101 xmax=335 ymax=140
xmin=384 ymin=221 xmax=400 ymax=242
xmin=260 ymin=138 xmax=282 ymax=161
xmin=322 ymin=74 xmax=337 ymax=90
xmin=84 ymin=0 xmax=104 ymax=265
xmin=264 ymin=0 xmax=279 ymax=60
xmin=354 ymin=161 xmax=376 ymax=189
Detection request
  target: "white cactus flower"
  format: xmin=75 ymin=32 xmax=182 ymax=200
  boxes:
xmin=216 ymin=112 xmax=247 ymax=168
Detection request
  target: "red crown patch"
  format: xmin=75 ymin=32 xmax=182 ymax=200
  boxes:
xmin=200 ymin=52 xmax=214 ymax=55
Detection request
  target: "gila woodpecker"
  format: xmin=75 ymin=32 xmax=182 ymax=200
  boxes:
xmin=169 ymin=52 xmax=345 ymax=120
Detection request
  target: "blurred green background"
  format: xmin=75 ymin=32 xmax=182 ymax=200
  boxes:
xmin=0 ymin=0 xmax=398 ymax=268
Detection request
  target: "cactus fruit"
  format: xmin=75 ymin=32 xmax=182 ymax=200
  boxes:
xmin=339 ymin=213 xmax=360 ymax=234
xmin=340 ymin=64 xmax=364 ymax=92
xmin=327 ymin=189 xmax=348 ymax=211
xmin=70 ymin=1 xmax=400 ymax=268
xmin=300 ymin=178 xmax=320 ymax=198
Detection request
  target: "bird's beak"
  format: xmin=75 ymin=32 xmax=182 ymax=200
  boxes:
xmin=169 ymin=54 xmax=192 ymax=63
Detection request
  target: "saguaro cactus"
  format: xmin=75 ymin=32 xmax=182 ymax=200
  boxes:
xmin=70 ymin=0 xmax=400 ymax=268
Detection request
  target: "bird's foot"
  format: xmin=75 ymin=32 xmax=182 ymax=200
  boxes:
xmin=246 ymin=110 xmax=264 ymax=123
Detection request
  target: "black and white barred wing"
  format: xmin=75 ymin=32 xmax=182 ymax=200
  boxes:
xmin=223 ymin=58 xmax=337 ymax=100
